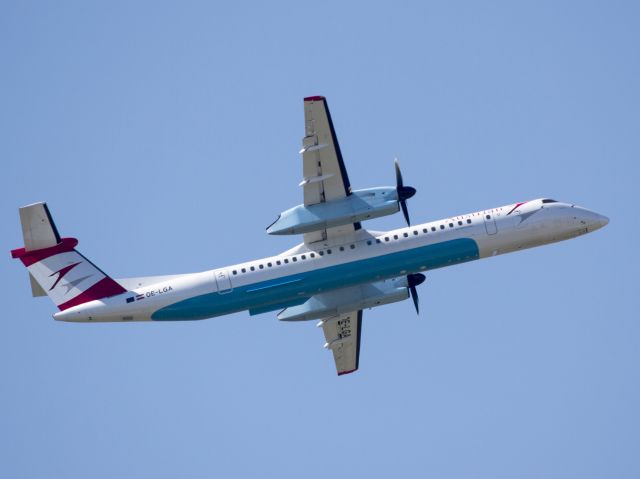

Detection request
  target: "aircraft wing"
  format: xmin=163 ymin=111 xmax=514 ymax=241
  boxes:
xmin=321 ymin=310 xmax=363 ymax=376
xmin=301 ymin=96 xmax=360 ymax=244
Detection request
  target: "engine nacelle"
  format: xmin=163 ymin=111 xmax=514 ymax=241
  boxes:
xmin=277 ymin=277 xmax=411 ymax=322
xmin=267 ymin=187 xmax=399 ymax=235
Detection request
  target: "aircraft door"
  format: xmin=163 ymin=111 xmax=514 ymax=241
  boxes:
xmin=484 ymin=212 xmax=498 ymax=235
xmin=214 ymin=269 xmax=233 ymax=294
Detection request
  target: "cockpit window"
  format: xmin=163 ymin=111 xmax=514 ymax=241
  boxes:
xmin=542 ymin=199 xmax=558 ymax=204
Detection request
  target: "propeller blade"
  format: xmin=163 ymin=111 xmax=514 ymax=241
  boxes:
xmin=409 ymin=285 xmax=419 ymax=314
xmin=400 ymin=199 xmax=411 ymax=226
xmin=394 ymin=158 xmax=404 ymax=188
xmin=406 ymin=273 xmax=425 ymax=316
xmin=394 ymin=158 xmax=416 ymax=226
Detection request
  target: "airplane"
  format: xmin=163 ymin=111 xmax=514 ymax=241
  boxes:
xmin=11 ymin=96 xmax=609 ymax=376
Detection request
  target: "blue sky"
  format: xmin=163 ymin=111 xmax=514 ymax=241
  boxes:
xmin=1 ymin=1 xmax=638 ymax=477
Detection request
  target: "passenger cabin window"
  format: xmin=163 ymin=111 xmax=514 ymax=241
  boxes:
xmin=232 ymin=270 xmax=237 ymax=275
xmin=449 ymin=223 xmax=454 ymax=228
xmin=284 ymin=259 xmax=289 ymax=264
xmin=440 ymin=225 xmax=445 ymax=230
xmin=267 ymin=262 xmax=272 ymax=267
xmin=259 ymin=264 xmax=264 ymax=269
xmin=367 ymin=240 xmax=372 ymax=245
xmin=310 ymin=253 xmax=315 ymax=258
xmin=394 ymin=235 xmax=398 ymax=240
xmin=486 ymin=214 xmax=491 ymax=219
xmin=250 ymin=266 xmax=255 ymax=271
xmin=241 ymin=268 xmax=246 ymax=273
xmin=458 ymin=221 xmax=463 ymax=226
xmin=403 ymin=232 xmax=409 ymax=238
xmin=276 ymin=260 xmax=281 ymax=265
xmin=467 ymin=219 xmax=472 ymax=224
xmin=339 ymin=246 xmax=344 ymax=251
xmin=292 ymin=257 xmax=297 ymax=262
xmin=414 ymin=230 xmax=419 ymax=235
xmin=301 ymin=255 xmax=306 ymax=260
xmin=350 ymin=244 xmax=355 ymax=249
xmin=318 ymin=251 xmax=324 ymax=256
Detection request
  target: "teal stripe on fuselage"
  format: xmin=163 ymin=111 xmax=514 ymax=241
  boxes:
xmin=151 ymin=238 xmax=479 ymax=321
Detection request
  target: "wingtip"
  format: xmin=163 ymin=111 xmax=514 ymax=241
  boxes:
xmin=337 ymin=368 xmax=358 ymax=376
xmin=304 ymin=95 xmax=325 ymax=102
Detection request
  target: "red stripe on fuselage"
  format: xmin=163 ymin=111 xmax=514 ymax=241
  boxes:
xmin=506 ymin=202 xmax=528 ymax=216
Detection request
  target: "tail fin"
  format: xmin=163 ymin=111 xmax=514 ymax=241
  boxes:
xmin=11 ymin=202 xmax=126 ymax=310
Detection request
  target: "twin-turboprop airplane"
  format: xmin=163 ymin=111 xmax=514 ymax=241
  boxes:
xmin=12 ymin=96 xmax=609 ymax=375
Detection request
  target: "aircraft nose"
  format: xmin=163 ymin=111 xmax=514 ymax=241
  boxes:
xmin=584 ymin=211 xmax=609 ymax=232
xmin=597 ymin=214 xmax=609 ymax=228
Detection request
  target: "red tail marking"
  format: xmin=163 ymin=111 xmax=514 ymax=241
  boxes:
xmin=57 ymin=277 xmax=127 ymax=311
xmin=11 ymin=238 xmax=79 ymax=266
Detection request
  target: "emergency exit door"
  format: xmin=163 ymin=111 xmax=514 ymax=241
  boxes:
xmin=484 ymin=213 xmax=498 ymax=235
xmin=214 ymin=269 xmax=233 ymax=294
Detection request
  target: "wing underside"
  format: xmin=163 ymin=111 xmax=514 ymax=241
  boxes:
xmin=321 ymin=310 xmax=363 ymax=376
xmin=301 ymin=96 xmax=360 ymax=244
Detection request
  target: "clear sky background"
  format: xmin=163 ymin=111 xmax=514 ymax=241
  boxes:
xmin=1 ymin=1 xmax=638 ymax=477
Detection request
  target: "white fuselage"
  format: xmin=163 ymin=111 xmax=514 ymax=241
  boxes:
xmin=53 ymin=199 xmax=608 ymax=323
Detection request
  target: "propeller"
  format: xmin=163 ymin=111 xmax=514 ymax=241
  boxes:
xmin=394 ymin=158 xmax=416 ymax=226
xmin=407 ymin=273 xmax=426 ymax=315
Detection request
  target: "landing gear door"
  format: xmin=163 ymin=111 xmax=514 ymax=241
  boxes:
xmin=484 ymin=212 xmax=498 ymax=235
xmin=214 ymin=269 xmax=233 ymax=294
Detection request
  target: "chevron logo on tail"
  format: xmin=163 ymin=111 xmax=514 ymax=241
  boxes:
xmin=49 ymin=261 xmax=82 ymax=291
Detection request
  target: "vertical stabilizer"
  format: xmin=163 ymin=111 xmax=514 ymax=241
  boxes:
xmin=19 ymin=202 xmax=61 ymax=251
xmin=11 ymin=203 xmax=126 ymax=310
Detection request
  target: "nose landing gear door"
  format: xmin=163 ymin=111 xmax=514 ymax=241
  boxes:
xmin=214 ymin=269 xmax=233 ymax=294
xmin=484 ymin=213 xmax=498 ymax=235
